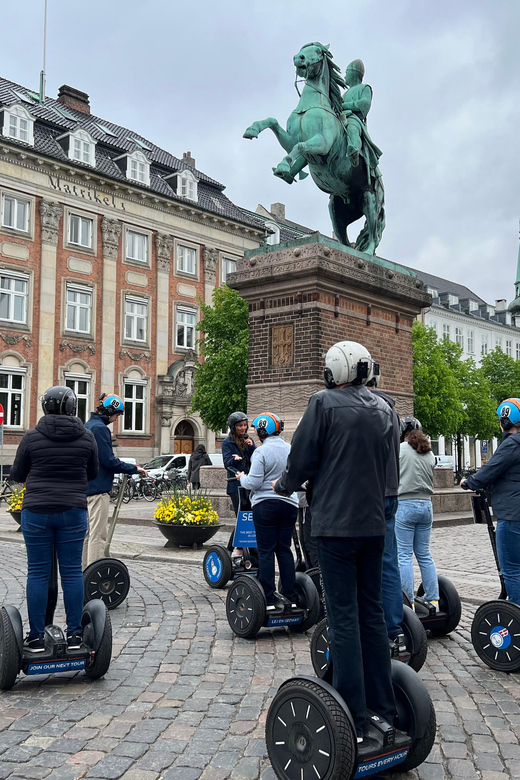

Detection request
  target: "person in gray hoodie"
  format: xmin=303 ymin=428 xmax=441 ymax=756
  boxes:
xmin=236 ymin=412 xmax=298 ymax=611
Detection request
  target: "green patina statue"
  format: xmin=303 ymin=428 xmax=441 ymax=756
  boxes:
xmin=244 ymin=43 xmax=385 ymax=255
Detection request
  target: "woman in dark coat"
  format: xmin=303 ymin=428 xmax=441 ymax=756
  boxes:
xmin=187 ymin=444 xmax=212 ymax=489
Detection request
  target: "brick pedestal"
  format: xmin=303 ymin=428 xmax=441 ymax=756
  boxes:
xmin=228 ymin=235 xmax=431 ymax=436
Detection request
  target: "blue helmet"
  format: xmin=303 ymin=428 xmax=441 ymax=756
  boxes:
xmin=497 ymin=398 xmax=520 ymax=428
xmin=99 ymin=393 xmax=125 ymax=415
xmin=251 ymin=412 xmax=284 ymax=439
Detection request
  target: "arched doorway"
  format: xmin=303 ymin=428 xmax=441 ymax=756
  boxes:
xmin=174 ymin=420 xmax=195 ymax=454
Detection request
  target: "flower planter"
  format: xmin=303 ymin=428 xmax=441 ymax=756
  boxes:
xmin=9 ymin=511 xmax=22 ymax=530
xmin=153 ymin=521 xmax=221 ymax=549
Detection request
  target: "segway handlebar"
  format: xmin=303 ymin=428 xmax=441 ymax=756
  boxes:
xmin=105 ymin=474 xmax=128 ymax=557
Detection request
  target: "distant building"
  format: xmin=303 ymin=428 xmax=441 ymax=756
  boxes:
xmin=0 ymin=77 xmax=264 ymax=462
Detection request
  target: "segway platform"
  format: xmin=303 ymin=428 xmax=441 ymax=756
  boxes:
xmin=402 ymin=574 xmax=461 ymax=635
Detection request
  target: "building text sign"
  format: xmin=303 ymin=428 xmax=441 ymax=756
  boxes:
xmin=48 ymin=175 xmax=127 ymax=211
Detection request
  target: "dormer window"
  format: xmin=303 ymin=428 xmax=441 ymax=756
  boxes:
xmin=265 ymin=221 xmax=280 ymax=245
xmin=178 ymin=170 xmax=198 ymax=202
xmin=57 ymin=129 xmax=96 ymax=167
xmin=127 ymin=150 xmax=150 ymax=186
xmin=1 ymin=104 xmax=34 ymax=145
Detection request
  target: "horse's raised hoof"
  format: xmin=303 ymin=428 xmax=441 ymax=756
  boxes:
xmin=273 ymin=163 xmax=295 ymax=185
xmin=243 ymin=127 xmax=259 ymax=139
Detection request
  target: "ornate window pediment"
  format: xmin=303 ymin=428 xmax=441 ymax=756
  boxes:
xmin=1 ymin=103 xmax=34 ymax=145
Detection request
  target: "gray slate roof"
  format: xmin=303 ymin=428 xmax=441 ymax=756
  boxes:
xmin=408 ymin=267 xmax=486 ymax=305
xmin=0 ymin=76 xmax=263 ymax=231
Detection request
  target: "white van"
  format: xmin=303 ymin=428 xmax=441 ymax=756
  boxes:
xmin=144 ymin=452 xmax=224 ymax=478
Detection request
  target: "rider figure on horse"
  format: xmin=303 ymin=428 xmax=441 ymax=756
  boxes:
xmin=341 ymin=59 xmax=382 ymax=182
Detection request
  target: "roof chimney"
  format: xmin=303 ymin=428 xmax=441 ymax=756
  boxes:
xmin=495 ymin=299 xmax=507 ymax=312
xmin=182 ymin=151 xmax=196 ymax=168
xmin=270 ymin=202 xmax=286 ymax=221
xmin=57 ymin=85 xmax=90 ymax=115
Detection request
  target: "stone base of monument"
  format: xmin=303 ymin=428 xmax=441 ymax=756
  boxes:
xmin=200 ymin=466 xmax=236 ymax=527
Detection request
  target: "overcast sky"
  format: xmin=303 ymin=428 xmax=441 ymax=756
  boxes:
xmin=2 ymin=0 xmax=519 ymax=303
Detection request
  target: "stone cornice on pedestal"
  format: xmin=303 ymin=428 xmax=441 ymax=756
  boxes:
xmin=101 ymin=217 xmax=122 ymax=259
xmin=156 ymin=233 xmax=174 ymax=273
xmin=227 ymin=234 xmax=431 ymax=313
xmin=40 ymin=200 xmax=63 ymax=245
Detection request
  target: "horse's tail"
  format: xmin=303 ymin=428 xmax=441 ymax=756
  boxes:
xmin=356 ymin=178 xmax=385 ymax=254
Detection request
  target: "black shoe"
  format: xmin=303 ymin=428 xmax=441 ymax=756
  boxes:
xmin=390 ymin=633 xmax=411 ymax=663
xmin=67 ymin=633 xmax=82 ymax=650
xmin=24 ymin=634 xmax=45 ymax=653
xmin=266 ymin=599 xmax=286 ymax=616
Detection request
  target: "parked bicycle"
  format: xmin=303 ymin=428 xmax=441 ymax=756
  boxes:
xmin=128 ymin=474 xmax=158 ymax=502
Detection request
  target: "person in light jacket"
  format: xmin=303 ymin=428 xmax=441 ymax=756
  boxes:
xmin=187 ymin=444 xmax=212 ymax=489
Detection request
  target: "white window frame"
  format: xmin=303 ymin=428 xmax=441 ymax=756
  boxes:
xmin=126 ymin=150 xmax=150 ymax=186
xmin=177 ymin=170 xmax=198 ymax=202
xmin=265 ymin=221 xmax=280 ymax=245
xmin=516 ymin=343 xmax=520 ymax=361
xmin=2 ymin=104 xmax=34 ymax=145
xmin=125 ymin=228 xmax=149 ymax=265
xmin=65 ymin=283 xmax=92 ymax=335
xmin=481 ymin=333 xmax=489 ymax=356
xmin=64 ymin=372 xmax=91 ymax=423
xmin=506 ymin=339 xmax=512 ymax=357
xmin=496 ymin=336 xmax=503 ymax=350
xmin=467 ymin=330 xmax=474 ymax=353
xmin=175 ymin=306 xmax=197 ymax=350
xmin=455 ymin=326 xmax=464 ymax=349
xmin=221 ymin=256 xmax=237 ymax=284
xmin=442 ymin=323 xmax=450 ymax=340
xmin=0 ymin=367 xmax=26 ymax=428
xmin=177 ymin=244 xmax=197 ymax=276
xmin=122 ymin=379 xmax=146 ymax=433
xmin=0 ymin=270 xmax=29 ymax=325
xmin=1 ymin=193 xmax=30 ymax=234
xmin=68 ymin=212 xmax=93 ymax=249
xmin=124 ymin=295 xmax=148 ymax=343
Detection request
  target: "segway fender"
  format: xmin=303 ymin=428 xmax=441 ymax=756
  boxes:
xmin=81 ymin=599 xmax=108 ymax=652
xmin=391 ymin=660 xmax=431 ymax=739
xmin=3 ymin=605 xmax=23 ymax=658
xmin=277 ymin=674 xmax=357 ymax=737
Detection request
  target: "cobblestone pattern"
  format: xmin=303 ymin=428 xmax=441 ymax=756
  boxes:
xmin=1 ymin=538 xmax=520 ymax=780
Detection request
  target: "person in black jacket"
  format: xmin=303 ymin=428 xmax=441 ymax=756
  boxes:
xmin=83 ymin=393 xmax=147 ymax=567
xmin=462 ymin=398 xmax=520 ymax=604
xmin=10 ymin=386 xmax=99 ymax=653
xmin=274 ymin=342 xmax=396 ymax=742
xmin=187 ymin=444 xmax=212 ymax=489
xmin=222 ymin=411 xmax=256 ymax=559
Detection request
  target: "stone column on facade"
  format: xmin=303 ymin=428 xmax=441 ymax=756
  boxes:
xmin=100 ymin=218 xmax=122 ymax=395
xmin=155 ymin=234 xmax=174 ymax=376
xmin=37 ymin=200 xmax=63 ymax=414
xmin=203 ymin=247 xmax=218 ymax=305
xmin=156 ymin=375 xmax=175 ymax=454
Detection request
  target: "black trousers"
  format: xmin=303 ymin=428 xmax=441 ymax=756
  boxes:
xmin=253 ymin=499 xmax=298 ymax=603
xmin=316 ymin=535 xmax=396 ymax=737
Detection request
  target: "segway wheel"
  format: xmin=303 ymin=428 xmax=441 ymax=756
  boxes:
xmin=402 ymin=604 xmax=428 ymax=673
xmin=391 ymin=660 xmax=436 ymax=771
xmin=417 ymin=575 xmax=461 ymax=634
xmin=289 ymin=572 xmax=320 ymax=633
xmin=83 ymin=558 xmax=130 ymax=610
xmin=310 ymin=618 xmax=332 ymax=683
xmin=0 ymin=607 xmax=21 ymax=691
xmin=226 ymin=577 xmax=266 ymax=639
xmin=266 ymin=677 xmax=357 ymax=780
xmin=203 ymin=545 xmax=233 ymax=589
xmin=84 ymin=607 xmax=113 ymax=680
xmin=470 ymin=600 xmax=520 ymax=672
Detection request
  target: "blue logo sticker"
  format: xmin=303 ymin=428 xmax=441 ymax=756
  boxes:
xmin=27 ymin=658 xmax=86 ymax=675
xmin=490 ymin=626 xmax=512 ymax=650
xmin=266 ymin=615 xmax=303 ymax=627
xmin=354 ymin=750 xmax=409 ymax=777
xmin=233 ymin=510 xmax=257 ymax=547
xmin=205 ymin=552 xmax=223 ymax=582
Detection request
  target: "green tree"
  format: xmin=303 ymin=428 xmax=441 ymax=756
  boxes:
xmin=412 ymin=322 xmax=462 ymax=437
xmin=190 ymin=286 xmax=249 ymax=432
xmin=480 ymin=347 xmax=520 ymax=407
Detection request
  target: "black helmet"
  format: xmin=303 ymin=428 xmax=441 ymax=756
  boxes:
xmin=228 ymin=411 xmax=248 ymax=435
xmin=400 ymin=415 xmax=422 ymax=441
xmin=41 ymin=386 xmax=77 ymax=416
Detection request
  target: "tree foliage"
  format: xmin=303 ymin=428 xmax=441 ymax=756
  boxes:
xmin=190 ymin=286 xmax=249 ymax=432
xmin=480 ymin=347 xmax=520 ymax=407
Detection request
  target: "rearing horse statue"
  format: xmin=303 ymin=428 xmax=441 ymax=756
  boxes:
xmin=244 ymin=42 xmax=385 ymax=255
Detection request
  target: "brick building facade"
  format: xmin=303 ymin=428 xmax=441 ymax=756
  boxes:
xmin=0 ymin=78 xmax=264 ymax=461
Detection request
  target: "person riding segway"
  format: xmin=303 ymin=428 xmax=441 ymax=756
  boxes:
xmin=267 ymin=342 xmax=435 ymax=777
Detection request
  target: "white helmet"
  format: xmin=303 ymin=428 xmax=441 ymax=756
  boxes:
xmin=324 ymin=341 xmax=375 ymax=388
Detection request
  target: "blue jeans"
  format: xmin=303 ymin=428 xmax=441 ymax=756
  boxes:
xmin=496 ymin=520 xmax=520 ymax=605
xmin=252 ymin=499 xmax=298 ymax=603
xmin=382 ymin=497 xmax=404 ymax=638
xmin=22 ymin=508 xmax=87 ymax=638
xmin=395 ymin=499 xmax=439 ymax=603
xmin=317 ymin=535 xmax=396 ymax=737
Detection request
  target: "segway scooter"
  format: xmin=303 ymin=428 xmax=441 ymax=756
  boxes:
xmin=82 ymin=475 xmax=131 ymax=610
xmin=266 ymin=660 xmax=436 ymax=779
xmin=466 ymin=488 xmax=520 ymax=672
xmin=401 ymin=575 xmax=461 ymax=636
xmin=203 ymin=486 xmax=259 ymax=588
xmin=0 ymin=547 xmax=112 ymax=691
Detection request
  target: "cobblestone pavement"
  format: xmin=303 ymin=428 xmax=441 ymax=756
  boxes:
xmin=1 ymin=529 xmax=520 ymax=780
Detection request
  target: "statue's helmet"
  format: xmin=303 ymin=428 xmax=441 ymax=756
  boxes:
xmin=346 ymin=59 xmax=365 ymax=79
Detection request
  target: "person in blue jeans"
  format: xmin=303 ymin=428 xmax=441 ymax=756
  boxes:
xmin=237 ymin=412 xmax=298 ymax=610
xmin=462 ymin=398 xmax=520 ymax=605
xmin=395 ymin=421 xmax=439 ymax=608
xmin=10 ymin=386 xmax=98 ymax=653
